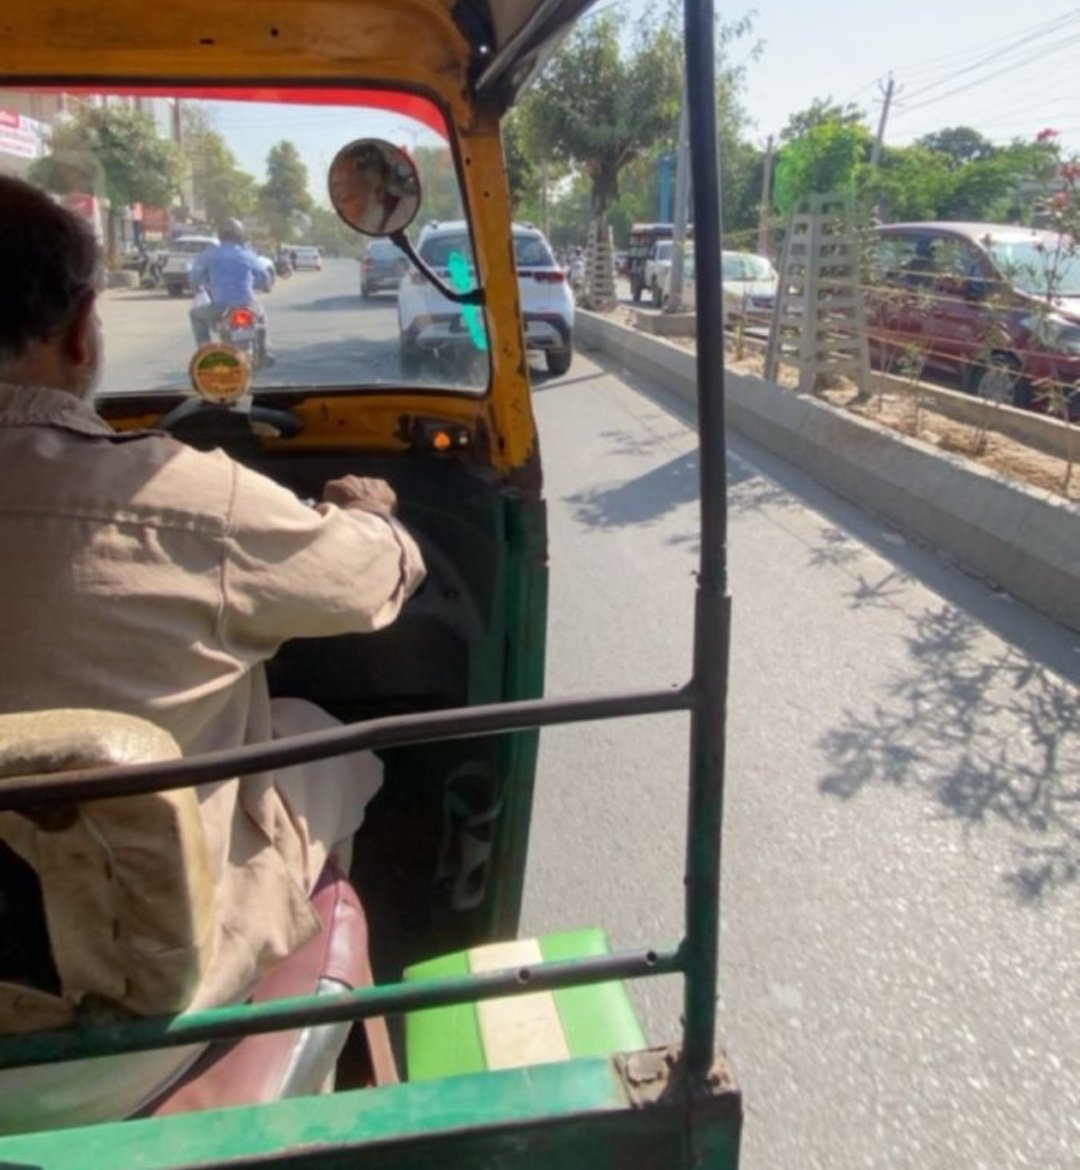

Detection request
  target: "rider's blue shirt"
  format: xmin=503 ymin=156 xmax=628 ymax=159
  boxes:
xmin=191 ymin=242 xmax=269 ymax=306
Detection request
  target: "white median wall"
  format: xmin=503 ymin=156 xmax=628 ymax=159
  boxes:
xmin=577 ymin=311 xmax=1080 ymax=635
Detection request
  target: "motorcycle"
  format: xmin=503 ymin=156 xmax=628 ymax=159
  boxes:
xmin=193 ymin=287 xmax=272 ymax=370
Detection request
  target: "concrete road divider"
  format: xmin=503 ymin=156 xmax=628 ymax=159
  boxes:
xmin=577 ymin=309 xmax=1080 ymax=634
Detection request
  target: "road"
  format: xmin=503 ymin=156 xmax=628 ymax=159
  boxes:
xmin=99 ymin=258 xmax=403 ymax=393
xmin=100 ymin=268 xmax=1079 ymax=1169
xmin=523 ymin=352 xmax=1080 ymax=1169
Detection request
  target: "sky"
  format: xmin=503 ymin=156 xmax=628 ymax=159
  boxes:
xmin=701 ymin=0 xmax=1080 ymax=152
xmin=209 ymin=0 xmax=1080 ymax=201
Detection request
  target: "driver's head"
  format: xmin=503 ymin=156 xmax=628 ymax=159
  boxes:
xmin=0 ymin=176 xmax=103 ymax=401
xmin=219 ymin=217 xmax=246 ymax=245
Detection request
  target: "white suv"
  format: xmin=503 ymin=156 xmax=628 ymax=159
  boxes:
xmin=397 ymin=220 xmax=574 ymax=377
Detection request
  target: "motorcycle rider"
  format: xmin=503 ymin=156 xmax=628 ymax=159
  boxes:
xmin=189 ymin=217 xmax=273 ymax=366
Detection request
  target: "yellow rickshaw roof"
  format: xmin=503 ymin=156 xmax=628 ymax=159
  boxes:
xmin=0 ymin=0 xmax=598 ymax=113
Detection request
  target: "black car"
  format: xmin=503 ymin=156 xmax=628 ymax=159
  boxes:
xmin=361 ymin=239 xmax=408 ymax=298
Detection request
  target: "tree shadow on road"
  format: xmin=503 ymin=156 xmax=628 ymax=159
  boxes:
xmin=566 ymin=448 xmax=754 ymax=532
xmin=818 ymin=603 xmax=1080 ymax=902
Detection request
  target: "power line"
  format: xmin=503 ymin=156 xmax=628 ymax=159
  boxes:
xmin=836 ymin=9 xmax=1080 ymax=117
xmin=900 ymin=9 xmax=1080 ymax=103
xmin=893 ymin=32 xmax=1080 ymax=118
xmin=887 ymin=6 xmax=1080 ymax=80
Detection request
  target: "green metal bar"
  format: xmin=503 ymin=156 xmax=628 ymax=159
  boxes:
xmin=0 ymin=947 xmax=681 ymax=1070
xmin=0 ymin=687 xmax=693 ymax=809
xmin=0 ymin=1056 xmax=744 ymax=1170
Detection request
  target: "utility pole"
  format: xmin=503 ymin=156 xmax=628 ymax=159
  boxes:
xmin=757 ymin=134 xmax=774 ymax=257
xmin=869 ymin=74 xmax=895 ymax=168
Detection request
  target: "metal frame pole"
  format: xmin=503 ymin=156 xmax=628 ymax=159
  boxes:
xmin=681 ymin=0 xmax=733 ymax=1084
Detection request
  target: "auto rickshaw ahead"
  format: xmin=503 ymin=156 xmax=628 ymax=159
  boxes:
xmin=0 ymin=0 xmax=741 ymax=1166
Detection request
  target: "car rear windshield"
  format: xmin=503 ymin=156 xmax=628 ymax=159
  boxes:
xmin=514 ymin=234 xmax=554 ymax=267
xmin=419 ymin=233 xmax=474 ymax=268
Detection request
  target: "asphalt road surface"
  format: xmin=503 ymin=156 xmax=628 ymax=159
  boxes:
xmin=522 ymin=349 xmax=1080 ymax=1170
xmin=99 ymin=258 xmax=403 ymax=393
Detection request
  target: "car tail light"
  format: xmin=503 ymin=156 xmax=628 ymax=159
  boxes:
xmin=228 ymin=308 xmax=256 ymax=329
xmin=533 ymin=270 xmax=566 ymax=284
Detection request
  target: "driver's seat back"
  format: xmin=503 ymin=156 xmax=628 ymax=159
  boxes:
xmin=0 ymin=709 xmax=390 ymax=1127
xmin=0 ymin=709 xmax=214 ymax=1034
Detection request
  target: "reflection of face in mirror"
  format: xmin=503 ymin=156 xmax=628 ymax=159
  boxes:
xmin=328 ymin=140 xmax=421 ymax=237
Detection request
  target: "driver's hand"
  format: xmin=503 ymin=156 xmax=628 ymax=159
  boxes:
xmin=322 ymin=475 xmax=398 ymax=516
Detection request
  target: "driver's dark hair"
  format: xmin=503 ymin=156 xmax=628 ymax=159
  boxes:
xmin=0 ymin=176 xmax=101 ymax=366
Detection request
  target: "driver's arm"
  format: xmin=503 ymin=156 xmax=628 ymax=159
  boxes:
xmin=217 ymin=459 xmax=426 ymax=660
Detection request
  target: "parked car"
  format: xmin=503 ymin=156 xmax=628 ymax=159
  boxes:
xmin=361 ymin=238 xmax=408 ymax=297
xmin=644 ymin=239 xmax=674 ymax=306
xmin=720 ymin=251 xmax=778 ymax=326
xmin=627 ymin=221 xmax=673 ymax=302
xmin=398 ymin=220 xmax=574 ymax=377
xmin=865 ymin=221 xmax=1080 ymax=413
xmin=657 ymin=245 xmax=698 ymax=312
xmin=292 ymin=245 xmax=323 ymax=271
xmin=162 ymin=235 xmax=218 ymax=297
xmin=659 ymin=248 xmax=776 ymax=329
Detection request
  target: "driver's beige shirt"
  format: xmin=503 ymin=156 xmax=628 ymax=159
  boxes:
xmin=0 ymin=383 xmax=425 ymax=1125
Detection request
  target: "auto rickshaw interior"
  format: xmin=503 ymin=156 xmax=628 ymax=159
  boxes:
xmin=0 ymin=79 xmax=550 ymax=1080
xmin=0 ymin=0 xmax=740 ymax=1163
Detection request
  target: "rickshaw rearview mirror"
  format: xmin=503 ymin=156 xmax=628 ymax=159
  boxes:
xmin=328 ymin=139 xmax=421 ymax=238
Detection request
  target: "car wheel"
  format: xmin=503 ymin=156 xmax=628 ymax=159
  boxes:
xmin=400 ymin=335 xmax=421 ymax=377
xmin=545 ymin=346 xmax=572 ymax=377
xmin=971 ymin=354 xmax=1025 ymax=406
xmin=166 ymin=285 xmax=185 ymax=298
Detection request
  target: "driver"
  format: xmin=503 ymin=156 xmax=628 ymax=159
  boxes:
xmin=0 ymin=176 xmax=426 ymax=1129
xmin=189 ymin=217 xmax=274 ymax=365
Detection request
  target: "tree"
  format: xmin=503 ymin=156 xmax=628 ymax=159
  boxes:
xmin=502 ymin=112 xmax=540 ymax=217
xmin=522 ymin=4 xmax=683 ymax=216
xmin=259 ymin=141 xmax=313 ymax=241
xmin=181 ymin=104 xmax=257 ymax=226
xmin=916 ymin=127 xmax=996 ymax=169
xmin=946 ymin=141 xmax=1056 ymax=221
xmin=858 ymin=145 xmax=953 ymax=222
xmin=773 ymin=120 xmax=872 ymax=214
xmin=411 ymin=146 xmax=465 ymax=226
xmin=31 ymin=104 xmax=183 ymax=260
xmin=780 ymin=98 xmax=865 ymax=143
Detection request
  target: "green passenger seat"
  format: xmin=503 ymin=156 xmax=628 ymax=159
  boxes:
xmin=403 ymin=929 xmax=646 ymax=1081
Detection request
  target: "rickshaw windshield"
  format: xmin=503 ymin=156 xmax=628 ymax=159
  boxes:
xmin=0 ymin=86 xmax=489 ymax=395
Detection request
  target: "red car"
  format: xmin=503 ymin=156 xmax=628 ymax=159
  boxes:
xmin=865 ymin=222 xmax=1080 ymax=417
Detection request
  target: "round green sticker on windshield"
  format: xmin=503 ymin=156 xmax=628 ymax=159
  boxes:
xmin=189 ymin=344 xmax=252 ymax=404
